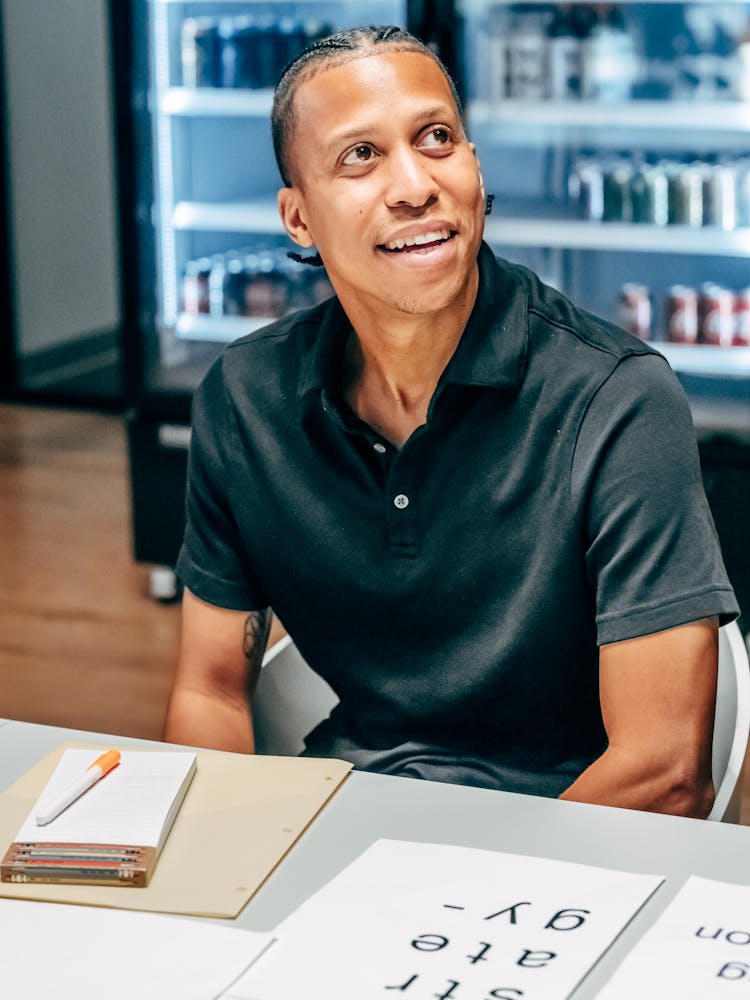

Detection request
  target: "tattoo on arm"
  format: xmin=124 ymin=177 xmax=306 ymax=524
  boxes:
xmin=244 ymin=609 xmax=272 ymax=692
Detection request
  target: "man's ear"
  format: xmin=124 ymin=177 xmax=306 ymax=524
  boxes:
xmin=470 ymin=143 xmax=486 ymax=202
xmin=278 ymin=187 xmax=314 ymax=248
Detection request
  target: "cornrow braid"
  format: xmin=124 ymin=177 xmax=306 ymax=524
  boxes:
xmin=271 ymin=25 xmax=462 ymax=189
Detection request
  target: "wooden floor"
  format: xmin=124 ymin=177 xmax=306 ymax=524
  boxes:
xmin=1 ymin=401 xmax=748 ymax=822
xmin=0 ymin=402 xmax=180 ymax=740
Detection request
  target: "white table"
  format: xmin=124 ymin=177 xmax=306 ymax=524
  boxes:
xmin=2 ymin=719 xmax=750 ymax=998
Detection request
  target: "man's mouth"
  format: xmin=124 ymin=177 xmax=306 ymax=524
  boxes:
xmin=378 ymin=229 xmax=456 ymax=254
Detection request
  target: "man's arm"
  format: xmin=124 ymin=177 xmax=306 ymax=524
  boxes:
xmin=163 ymin=587 xmax=272 ymax=752
xmin=560 ymin=617 xmax=718 ymax=817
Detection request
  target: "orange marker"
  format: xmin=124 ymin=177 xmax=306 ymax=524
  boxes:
xmin=35 ymin=750 xmax=121 ymax=826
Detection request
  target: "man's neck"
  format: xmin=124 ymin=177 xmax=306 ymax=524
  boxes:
xmin=341 ymin=278 xmax=478 ymax=449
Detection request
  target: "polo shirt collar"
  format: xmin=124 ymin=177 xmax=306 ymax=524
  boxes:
xmin=298 ymin=295 xmax=350 ymax=400
xmin=298 ymin=241 xmax=528 ymax=399
xmin=441 ymin=241 xmax=528 ymax=393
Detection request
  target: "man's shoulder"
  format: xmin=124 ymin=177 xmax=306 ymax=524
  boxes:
xmin=223 ymin=299 xmax=330 ymax=360
xmin=200 ymin=299 xmax=331 ymax=396
xmin=495 ymin=253 xmax=662 ymax=366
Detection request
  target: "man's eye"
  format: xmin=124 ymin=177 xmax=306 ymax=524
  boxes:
xmin=420 ymin=127 xmax=452 ymax=148
xmin=342 ymin=144 xmax=376 ymax=166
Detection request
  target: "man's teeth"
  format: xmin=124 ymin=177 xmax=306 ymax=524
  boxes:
xmin=384 ymin=229 xmax=452 ymax=251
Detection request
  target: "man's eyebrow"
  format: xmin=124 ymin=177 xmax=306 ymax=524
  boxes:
xmin=325 ymin=104 xmax=459 ymax=153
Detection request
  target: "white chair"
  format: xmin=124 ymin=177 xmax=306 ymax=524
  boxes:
xmin=708 ymin=621 xmax=750 ymax=823
xmin=252 ymin=635 xmax=339 ymax=757
xmin=252 ymin=623 xmax=750 ymax=823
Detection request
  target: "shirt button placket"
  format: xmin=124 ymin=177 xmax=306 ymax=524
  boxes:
xmin=386 ymin=449 xmax=418 ymax=556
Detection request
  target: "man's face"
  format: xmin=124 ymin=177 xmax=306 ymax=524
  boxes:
xmin=278 ymin=51 xmax=486 ymax=320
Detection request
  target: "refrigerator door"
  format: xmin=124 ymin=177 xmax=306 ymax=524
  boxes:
xmin=459 ymin=0 xmax=750 ymax=421
xmin=457 ymin=0 xmax=750 ymax=620
xmin=119 ymin=1 xmax=412 ymax=575
xmin=125 ymin=0 xmax=409 ymax=407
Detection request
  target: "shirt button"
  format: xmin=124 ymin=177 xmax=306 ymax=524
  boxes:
xmin=373 ymin=442 xmax=387 ymax=454
xmin=394 ymin=494 xmax=410 ymax=510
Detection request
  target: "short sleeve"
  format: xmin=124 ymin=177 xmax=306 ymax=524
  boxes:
xmin=572 ymin=352 xmax=738 ymax=645
xmin=175 ymin=358 xmax=269 ymax=611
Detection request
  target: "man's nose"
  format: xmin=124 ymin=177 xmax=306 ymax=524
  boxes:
xmin=383 ymin=145 xmax=439 ymax=209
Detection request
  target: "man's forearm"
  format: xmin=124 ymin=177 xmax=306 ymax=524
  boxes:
xmin=559 ymin=745 xmax=714 ymax=818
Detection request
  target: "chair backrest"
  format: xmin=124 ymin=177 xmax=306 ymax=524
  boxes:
xmin=708 ymin=621 xmax=750 ymax=823
xmin=252 ymin=636 xmax=339 ymax=756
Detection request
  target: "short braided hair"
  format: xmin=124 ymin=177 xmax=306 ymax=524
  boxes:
xmin=271 ymin=25 xmax=463 ymax=188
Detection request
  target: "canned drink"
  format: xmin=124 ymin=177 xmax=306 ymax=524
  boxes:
xmin=617 ymin=284 xmax=651 ymax=339
xmin=735 ymin=162 xmax=750 ymax=227
xmin=182 ymin=17 xmax=220 ymax=88
xmin=702 ymin=164 xmax=737 ymax=230
xmin=630 ymin=163 xmax=669 ymax=225
xmin=219 ymin=16 xmax=260 ymax=89
xmin=698 ymin=283 xmax=735 ymax=346
xmin=602 ymin=161 xmax=632 ymax=222
xmin=242 ymin=251 xmax=287 ymax=318
xmin=223 ymin=255 xmax=250 ymax=316
xmin=507 ymin=11 xmax=547 ymax=100
xmin=254 ymin=16 xmax=281 ymax=90
xmin=183 ymin=260 xmax=200 ymax=315
xmin=668 ymin=163 xmax=704 ymax=227
xmin=665 ymin=285 xmax=699 ymax=344
xmin=303 ymin=20 xmax=334 ymax=48
xmin=208 ymin=254 xmax=227 ymax=317
xmin=182 ymin=257 xmax=211 ymax=314
xmin=733 ymin=288 xmax=750 ymax=346
xmin=572 ymin=159 xmax=604 ymax=221
xmin=485 ymin=18 xmax=509 ymax=101
xmin=276 ymin=17 xmax=308 ymax=75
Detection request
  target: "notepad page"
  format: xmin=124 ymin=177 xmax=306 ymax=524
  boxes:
xmin=14 ymin=749 xmax=196 ymax=848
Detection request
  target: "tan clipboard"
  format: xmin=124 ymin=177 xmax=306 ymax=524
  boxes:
xmin=0 ymin=741 xmax=351 ymax=918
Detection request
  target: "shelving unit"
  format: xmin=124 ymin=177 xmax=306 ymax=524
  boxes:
xmin=470 ymin=99 xmax=750 ymax=131
xmin=460 ymin=0 xmax=750 ymax=623
xmin=172 ymin=200 xmax=282 ymax=233
xmin=148 ymin=0 xmax=403 ymax=344
xmin=484 ymin=219 xmax=750 ymax=256
xmin=463 ymin=0 xmax=750 ymax=382
xmin=161 ymin=87 xmax=273 ymax=117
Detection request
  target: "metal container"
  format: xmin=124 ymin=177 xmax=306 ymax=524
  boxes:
xmin=698 ymin=283 xmax=735 ymax=346
xmin=665 ymin=285 xmax=699 ymax=344
xmin=668 ymin=164 xmax=704 ymax=227
xmin=617 ymin=283 xmax=651 ymax=339
xmin=702 ymin=164 xmax=737 ymax=231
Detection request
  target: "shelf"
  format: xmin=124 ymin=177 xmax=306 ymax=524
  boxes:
xmin=155 ymin=0 xmax=339 ymax=5
xmin=171 ymin=202 xmax=750 ymax=252
xmin=175 ymin=314 xmax=272 ymax=343
xmin=161 ymin=88 xmax=273 ymax=118
xmin=655 ymin=343 xmax=750 ymax=378
xmin=469 ymin=99 xmax=750 ymax=133
xmin=461 ymin=0 xmax=749 ymax=8
xmin=172 ymin=200 xmax=283 ymax=234
xmin=484 ymin=218 xmax=750 ymax=256
xmin=162 ymin=93 xmax=750 ymax=130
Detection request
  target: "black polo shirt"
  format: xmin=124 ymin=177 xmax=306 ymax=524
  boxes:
xmin=177 ymin=243 xmax=738 ymax=797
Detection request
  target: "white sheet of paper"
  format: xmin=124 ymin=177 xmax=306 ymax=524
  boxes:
xmin=0 ymin=897 xmax=273 ymax=1000
xmin=226 ymin=839 xmax=662 ymax=1000
xmin=599 ymin=875 xmax=750 ymax=999
xmin=15 ymin=749 xmax=196 ymax=848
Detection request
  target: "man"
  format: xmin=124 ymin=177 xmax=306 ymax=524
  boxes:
xmin=165 ymin=26 xmax=738 ymax=815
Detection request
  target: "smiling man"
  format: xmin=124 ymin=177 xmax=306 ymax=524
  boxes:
xmin=165 ymin=26 xmax=738 ymax=815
